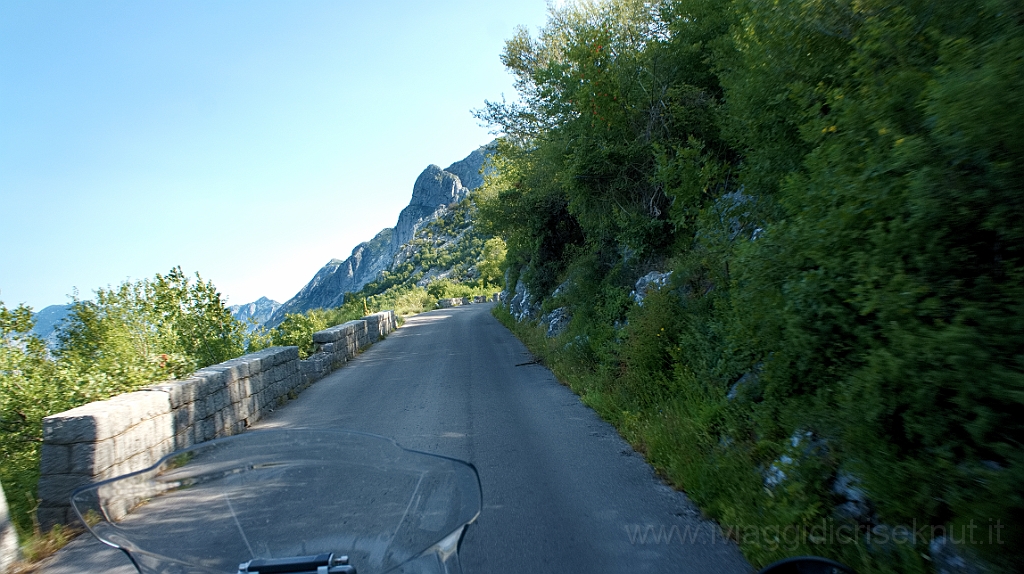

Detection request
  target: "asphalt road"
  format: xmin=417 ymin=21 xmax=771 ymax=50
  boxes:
xmin=39 ymin=303 xmax=751 ymax=574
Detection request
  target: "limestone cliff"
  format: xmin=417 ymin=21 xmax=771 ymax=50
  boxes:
xmin=268 ymin=144 xmax=491 ymax=325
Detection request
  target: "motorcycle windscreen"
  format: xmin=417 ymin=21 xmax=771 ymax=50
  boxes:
xmin=70 ymin=429 xmax=481 ymax=574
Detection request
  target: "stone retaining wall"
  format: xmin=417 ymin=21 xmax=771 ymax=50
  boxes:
xmin=437 ymin=295 xmax=500 ymax=308
xmin=36 ymin=312 xmax=397 ymax=529
xmin=0 ymin=481 xmax=17 ymax=574
xmin=298 ymin=311 xmax=396 ymax=381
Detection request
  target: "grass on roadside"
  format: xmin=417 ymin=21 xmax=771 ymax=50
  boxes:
xmin=490 ymin=304 xmax=924 ymax=573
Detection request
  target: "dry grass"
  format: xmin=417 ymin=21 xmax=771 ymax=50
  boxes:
xmin=7 ymin=522 xmax=84 ymax=573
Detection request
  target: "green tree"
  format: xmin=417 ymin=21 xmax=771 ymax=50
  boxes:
xmin=476 ymin=237 xmax=508 ymax=288
xmin=0 ymin=302 xmax=66 ymax=535
xmin=57 ymin=267 xmax=246 ymax=389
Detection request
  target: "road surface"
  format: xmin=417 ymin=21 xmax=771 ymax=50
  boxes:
xmin=39 ymin=303 xmax=751 ymax=573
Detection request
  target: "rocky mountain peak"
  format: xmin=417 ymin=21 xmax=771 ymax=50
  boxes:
xmin=444 ymin=147 xmax=491 ymax=191
xmin=410 ymin=165 xmax=466 ymax=208
xmin=229 ymin=297 xmax=281 ymax=327
xmin=267 ymin=144 xmax=493 ymax=326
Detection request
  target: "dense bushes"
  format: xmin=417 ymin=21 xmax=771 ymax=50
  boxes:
xmin=481 ymin=1 xmax=1022 ymax=571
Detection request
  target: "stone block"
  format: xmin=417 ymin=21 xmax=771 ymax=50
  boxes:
xmin=174 ymin=426 xmax=196 ymax=450
xmin=112 ymin=433 xmax=138 ymax=471
xmin=43 ymin=402 xmax=129 ymax=445
xmin=119 ymin=450 xmax=151 ymax=477
xmin=202 ymin=364 xmax=236 ymax=386
xmin=155 ymin=409 xmax=174 ymax=429
xmin=220 ymin=358 xmax=250 ymax=380
xmin=198 ymin=417 xmax=216 ymax=443
xmin=243 ymin=354 xmax=263 ymax=374
xmin=263 ymin=364 xmax=280 ymax=384
xmin=272 ymin=363 xmax=293 ymax=383
xmin=248 ymin=370 xmax=266 ymax=392
xmin=168 ymin=379 xmax=199 ymax=406
xmin=213 ymin=388 xmax=229 ymax=412
xmin=255 ymin=348 xmax=277 ymax=363
xmin=70 ymin=440 xmax=114 ymax=475
xmin=283 ymin=359 xmax=298 ymax=375
xmin=285 ymin=373 xmax=303 ymax=391
xmin=152 ymin=437 xmax=175 ymax=461
xmin=173 ymin=405 xmax=194 ymax=435
xmin=330 ymin=354 xmax=347 ymax=371
xmin=103 ymin=392 xmax=169 ymax=431
xmin=193 ymin=369 xmax=227 ymax=395
xmin=214 ymin=409 xmax=227 ymax=436
xmin=267 ymin=346 xmax=298 ymax=367
xmin=250 ymin=347 xmax=274 ymax=367
xmin=312 ymin=328 xmax=342 ymax=344
xmin=234 ymin=398 xmax=250 ymax=421
xmin=298 ymin=358 xmax=316 ymax=375
xmin=230 ymin=377 xmax=251 ymax=402
xmin=275 ymin=363 xmax=292 ymax=382
xmin=190 ymin=397 xmax=207 ymax=422
xmin=39 ymin=443 xmax=71 ymax=476
xmin=37 ymin=474 xmax=90 ymax=508
xmin=146 ymin=379 xmax=195 ymax=409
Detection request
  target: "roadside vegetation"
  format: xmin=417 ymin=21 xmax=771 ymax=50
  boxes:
xmin=0 ymin=268 xmax=247 ymax=542
xmin=479 ymin=1 xmax=1022 ymax=572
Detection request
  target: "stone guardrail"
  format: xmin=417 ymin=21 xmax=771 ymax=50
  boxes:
xmin=35 ymin=311 xmax=397 ymax=529
xmin=0 ymin=481 xmax=17 ymax=574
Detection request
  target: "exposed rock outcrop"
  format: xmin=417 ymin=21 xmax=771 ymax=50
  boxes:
xmin=631 ymin=271 xmax=672 ymax=305
xmin=542 ymin=307 xmax=571 ymax=338
xmin=394 ymin=165 xmax=468 ymax=249
xmin=442 ymin=146 xmax=491 ymax=192
xmin=508 ymin=279 xmax=540 ymax=322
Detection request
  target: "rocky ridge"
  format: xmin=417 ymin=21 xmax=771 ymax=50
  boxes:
xmin=29 ymin=304 xmax=72 ymax=349
xmin=228 ymin=297 xmax=281 ymax=328
xmin=268 ymin=145 xmax=492 ymax=326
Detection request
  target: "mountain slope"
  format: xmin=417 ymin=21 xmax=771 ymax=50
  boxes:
xmin=30 ymin=304 xmax=72 ymax=349
xmin=228 ymin=297 xmax=281 ymax=327
xmin=268 ymin=145 xmax=492 ymax=325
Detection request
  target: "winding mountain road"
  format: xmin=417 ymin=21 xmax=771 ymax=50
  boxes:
xmin=39 ymin=303 xmax=751 ymax=573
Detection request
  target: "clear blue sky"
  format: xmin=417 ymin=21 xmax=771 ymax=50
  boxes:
xmin=0 ymin=0 xmax=554 ymax=312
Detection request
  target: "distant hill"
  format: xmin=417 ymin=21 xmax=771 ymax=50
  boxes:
xmin=228 ymin=297 xmax=281 ymax=329
xmin=267 ymin=144 xmax=493 ymax=326
xmin=30 ymin=304 xmax=72 ymax=349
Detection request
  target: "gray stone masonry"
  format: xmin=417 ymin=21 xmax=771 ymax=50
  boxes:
xmin=36 ymin=312 xmax=397 ymax=529
xmin=300 ymin=311 xmax=396 ymax=382
xmin=1 ymin=480 xmax=18 ymax=574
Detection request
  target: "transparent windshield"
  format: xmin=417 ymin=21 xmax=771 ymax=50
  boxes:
xmin=70 ymin=430 xmax=481 ymax=574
